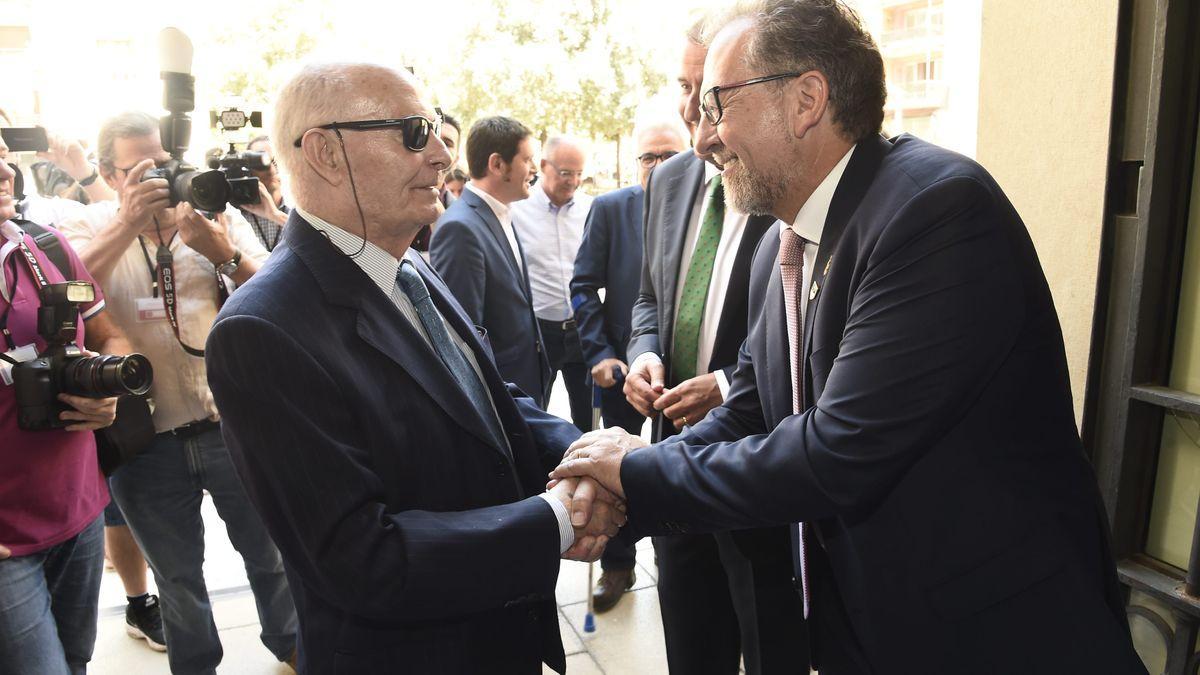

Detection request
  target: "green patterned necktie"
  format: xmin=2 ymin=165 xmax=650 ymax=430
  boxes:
xmin=672 ymin=174 xmax=725 ymax=384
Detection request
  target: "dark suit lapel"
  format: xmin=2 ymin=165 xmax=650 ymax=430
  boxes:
xmin=801 ymin=135 xmax=893 ymax=403
xmin=462 ymin=189 xmax=526 ymax=294
xmin=286 ymin=216 xmax=510 ymax=460
xmin=661 ymin=152 xmax=707 ymax=351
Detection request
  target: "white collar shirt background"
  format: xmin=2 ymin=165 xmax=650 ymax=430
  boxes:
xmin=511 ymin=183 xmax=594 ymax=322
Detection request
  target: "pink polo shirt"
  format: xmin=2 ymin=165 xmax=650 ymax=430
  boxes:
xmin=0 ymin=220 xmax=108 ymax=557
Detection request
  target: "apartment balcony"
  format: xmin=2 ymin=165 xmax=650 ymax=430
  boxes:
xmin=886 ymin=80 xmax=949 ymax=112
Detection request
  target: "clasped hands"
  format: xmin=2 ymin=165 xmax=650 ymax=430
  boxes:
xmin=623 ymin=357 xmax=722 ymax=430
xmin=547 ymin=428 xmax=649 ymax=562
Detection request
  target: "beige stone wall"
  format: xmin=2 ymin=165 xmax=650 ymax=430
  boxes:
xmin=975 ymin=0 xmax=1121 ymax=424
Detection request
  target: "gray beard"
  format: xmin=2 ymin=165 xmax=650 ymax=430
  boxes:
xmin=723 ymin=162 xmax=788 ymax=217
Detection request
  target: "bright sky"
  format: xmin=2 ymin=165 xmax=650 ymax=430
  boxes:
xmin=9 ymin=0 xmax=726 ymax=155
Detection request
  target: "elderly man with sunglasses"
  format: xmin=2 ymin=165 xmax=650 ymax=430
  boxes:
xmin=57 ymin=111 xmax=295 ymax=674
xmin=205 ymin=62 xmax=627 ymax=675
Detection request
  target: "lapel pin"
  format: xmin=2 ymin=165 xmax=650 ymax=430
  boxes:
xmin=809 ymin=281 xmax=819 ymax=301
xmin=823 ymin=257 xmax=832 ymax=276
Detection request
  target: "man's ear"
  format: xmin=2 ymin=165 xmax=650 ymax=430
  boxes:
xmin=488 ymin=152 xmax=506 ymax=178
xmin=786 ymin=70 xmax=831 ymax=140
xmin=300 ymin=131 xmax=344 ymax=187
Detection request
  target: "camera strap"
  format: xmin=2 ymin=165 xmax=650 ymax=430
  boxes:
xmin=2 ymin=220 xmax=70 ymax=351
xmin=157 ymin=244 xmax=205 ymax=358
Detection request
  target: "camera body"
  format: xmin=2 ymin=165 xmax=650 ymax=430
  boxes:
xmin=207 ymin=146 xmax=270 ymax=207
xmin=13 ymin=282 xmax=153 ymax=431
xmin=137 ymin=73 xmax=266 ymax=214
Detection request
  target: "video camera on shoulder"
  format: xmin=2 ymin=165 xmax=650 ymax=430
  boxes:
xmin=13 ymin=281 xmax=153 ymax=431
xmin=140 ymin=29 xmax=266 ymax=214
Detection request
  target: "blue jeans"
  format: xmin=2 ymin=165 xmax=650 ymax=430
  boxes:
xmin=109 ymin=426 xmax=297 ymax=675
xmin=0 ymin=515 xmax=103 ymax=675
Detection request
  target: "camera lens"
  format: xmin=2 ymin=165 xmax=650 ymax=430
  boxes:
xmin=182 ymin=169 xmax=230 ymax=213
xmin=62 ymin=354 xmax=154 ymax=398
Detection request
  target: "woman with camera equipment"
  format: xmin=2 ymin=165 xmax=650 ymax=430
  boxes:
xmin=0 ymin=158 xmax=147 ymax=674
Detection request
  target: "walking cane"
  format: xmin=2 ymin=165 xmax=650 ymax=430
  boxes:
xmin=584 ymin=364 xmax=624 ymax=634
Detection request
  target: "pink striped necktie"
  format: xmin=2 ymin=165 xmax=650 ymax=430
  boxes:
xmin=779 ymin=227 xmax=811 ymax=618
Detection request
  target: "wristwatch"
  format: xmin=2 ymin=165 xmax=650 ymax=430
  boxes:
xmin=216 ymin=249 xmax=242 ymax=277
xmin=77 ymin=167 xmax=100 ymax=187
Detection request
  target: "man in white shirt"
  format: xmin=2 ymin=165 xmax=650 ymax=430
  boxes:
xmin=431 ymin=117 xmax=553 ymax=408
xmin=511 ymin=136 xmax=594 ymax=430
xmin=59 ymin=111 xmax=297 ymax=674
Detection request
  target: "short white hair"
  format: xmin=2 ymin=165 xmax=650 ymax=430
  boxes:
xmin=634 ymin=119 xmax=688 ymax=153
xmin=270 ymin=62 xmax=399 ymax=207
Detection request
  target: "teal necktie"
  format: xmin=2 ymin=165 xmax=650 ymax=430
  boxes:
xmin=672 ymin=175 xmax=724 ymax=384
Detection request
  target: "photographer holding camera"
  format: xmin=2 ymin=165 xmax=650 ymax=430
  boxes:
xmin=236 ymin=135 xmax=288 ymax=252
xmin=0 ymin=157 xmax=138 ymax=673
xmin=59 ymin=111 xmax=297 ymax=673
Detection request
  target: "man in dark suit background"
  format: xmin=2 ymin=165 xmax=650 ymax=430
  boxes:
xmin=569 ymin=119 xmax=687 ymax=613
xmin=554 ymin=2 xmax=1146 ymax=673
xmin=618 ymin=16 xmax=806 ymax=675
xmin=431 ymin=117 xmax=552 ymax=407
xmin=206 ymin=63 xmax=624 ymax=674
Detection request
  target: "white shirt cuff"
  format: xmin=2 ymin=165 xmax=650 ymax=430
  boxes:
xmin=712 ymin=369 xmax=730 ymax=400
xmin=539 ymin=493 xmax=575 ymax=554
xmin=629 ymin=351 xmax=662 ymax=373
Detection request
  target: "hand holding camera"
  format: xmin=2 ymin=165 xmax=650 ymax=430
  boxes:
xmin=118 ymin=158 xmax=171 ymax=233
xmin=175 ymin=202 xmax=234 ymax=265
xmin=57 ymin=353 xmax=119 ymax=432
xmin=36 ymin=134 xmax=93 ymax=183
xmin=241 ymin=180 xmax=287 ymax=225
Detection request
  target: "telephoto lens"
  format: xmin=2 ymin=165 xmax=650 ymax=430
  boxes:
xmin=62 ymin=353 xmax=154 ymax=398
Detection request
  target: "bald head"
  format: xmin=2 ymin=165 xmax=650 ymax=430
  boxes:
xmin=273 ymin=63 xmax=422 ymax=207
xmin=540 ymin=135 xmax=586 ymax=206
xmin=271 ymin=61 xmax=450 ymax=256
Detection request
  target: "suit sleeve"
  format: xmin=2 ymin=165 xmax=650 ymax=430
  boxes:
xmin=622 ymin=177 xmax=1026 ymax=533
xmin=571 ymin=199 xmax=617 ymax=367
xmin=430 ymin=217 xmax=486 ymax=325
xmin=207 ymin=314 xmax=561 ymax=623
xmin=627 ymin=172 xmax=662 ymax=361
xmin=509 ymin=386 xmax=585 ymax=474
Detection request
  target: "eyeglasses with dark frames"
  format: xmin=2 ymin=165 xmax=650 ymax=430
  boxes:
xmin=699 ymin=72 xmax=802 ymax=126
xmin=637 ymin=151 xmax=679 ymax=168
xmin=292 ymin=115 xmax=443 ymax=152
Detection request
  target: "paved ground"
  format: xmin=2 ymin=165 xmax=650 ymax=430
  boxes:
xmin=90 ymin=380 xmax=679 ymax=674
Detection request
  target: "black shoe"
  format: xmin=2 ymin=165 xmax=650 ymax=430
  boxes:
xmin=592 ymin=569 xmax=635 ymax=614
xmin=126 ymin=594 xmax=167 ymax=652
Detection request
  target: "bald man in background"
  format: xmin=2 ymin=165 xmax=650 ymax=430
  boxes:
xmin=512 ymin=136 xmax=594 ymax=431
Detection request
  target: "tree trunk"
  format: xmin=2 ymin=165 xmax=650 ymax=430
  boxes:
xmin=614 ymin=134 xmax=621 ymax=187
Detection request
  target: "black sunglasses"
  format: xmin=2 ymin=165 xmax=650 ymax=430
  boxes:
xmin=700 ymin=72 xmax=802 ymax=126
xmin=293 ymin=115 xmax=443 ymax=152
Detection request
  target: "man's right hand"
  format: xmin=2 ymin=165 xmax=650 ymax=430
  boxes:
xmin=117 ymin=158 xmax=170 ymax=233
xmin=241 ymin=181 xmax=288 ymax=225
xmin=624 ymin=356 xmax=665 ymax=417
xmin=550 ymin=476 xmax=626 ymax=562
xmin=591 ymin=358 xmax=628 ymax=389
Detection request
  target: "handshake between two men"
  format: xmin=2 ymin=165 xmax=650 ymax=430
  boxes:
xmin=548 ymin=427 xmax=649 ymax=562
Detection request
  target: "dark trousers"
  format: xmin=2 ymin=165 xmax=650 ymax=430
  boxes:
xmin=598 ymin=392 xmax=645 ymax=572
xmin=654 ymin=531 xmax=808 ymax=675
xmin=538 ymin=318 xmax=592 ymax=432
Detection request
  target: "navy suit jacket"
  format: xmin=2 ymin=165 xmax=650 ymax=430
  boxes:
xmin=571 ymin=185 xmax=643 ymax=368
xmin=621 ymin=135 xmax=1143 ymax=673
xmin=627 ymin=149 xmax=775 ymax=442
xmin=206 ymin=214 xmax=581 ymax=674
xmin=431 ymin=188 xmax=552 ymax=407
